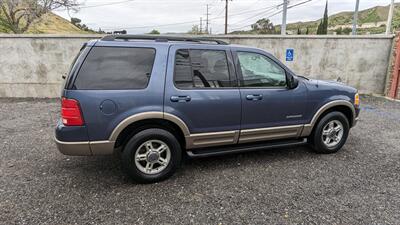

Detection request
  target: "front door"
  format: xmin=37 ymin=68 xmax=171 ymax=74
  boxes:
xmin=232 ymin=49 xmax=307 ymax=143
xmin=164 ymin=44 xmax=241 ymax=148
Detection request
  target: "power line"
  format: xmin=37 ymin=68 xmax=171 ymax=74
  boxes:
xmin=54 ymin=0 xmax=135 ymax=11
xmin=96 ymin=0 xmax=312 ymax=32
xmin=101 ymin=3 xmax=284 ymax=30
xmin=229 ymin=4 xmax=283 ymax=26
xmin=230 ymin=0 xmax=314 ymax=32
xmin=231 ymin=8 xmax=282 ymax=30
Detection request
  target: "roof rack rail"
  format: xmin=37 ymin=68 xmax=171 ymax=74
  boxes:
xmin=101 ymin=35 xmax=229 ymax=45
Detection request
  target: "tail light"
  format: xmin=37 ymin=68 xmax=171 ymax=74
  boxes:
xmin=61 ymin=97 xmax=84 ymax=126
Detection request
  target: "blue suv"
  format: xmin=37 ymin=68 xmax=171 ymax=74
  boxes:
xmin=55 ymin=35 xmax=360 ymax=183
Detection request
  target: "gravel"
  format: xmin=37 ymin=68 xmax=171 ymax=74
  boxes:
xmin=0 ymin=95 xmax=399 ymax=225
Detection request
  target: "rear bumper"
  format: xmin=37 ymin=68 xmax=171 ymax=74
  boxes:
xmin=54 ymin=137 xmax=92 ymax=156
xmin=55 ymin=119 xmax=115 ymax=156
xmin=54 ymin=136 xmax=115 ymax=156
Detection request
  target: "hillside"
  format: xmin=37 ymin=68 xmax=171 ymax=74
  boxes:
xmin=284 ymin=3 xmax=400 ymax=34
xmin=231 ymin=3 xmax=400 ymax=35
xmin=0 ymin=11 xmax=91 ymax=34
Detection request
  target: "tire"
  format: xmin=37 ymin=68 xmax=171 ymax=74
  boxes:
xmin=310 ymin=111 xmax=350 ymax=154
xmin=121 ymin=128 xmax=182 ymax=183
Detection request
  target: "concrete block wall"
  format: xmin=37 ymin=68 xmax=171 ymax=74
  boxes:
xmin=0 ymin=35 xmax=102 ymax=98
xmin=0 ymin=34 xmax=394 ymax=98
xmin=218 ymin=35 xmax=394 ymax=95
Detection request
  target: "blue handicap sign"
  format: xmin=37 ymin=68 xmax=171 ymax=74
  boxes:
xmin=286 ymin=48 xmax=294 ymax=61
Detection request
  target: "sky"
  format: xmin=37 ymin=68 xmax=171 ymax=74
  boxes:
xmin=54 ymin=0 xmax=397 ymax=34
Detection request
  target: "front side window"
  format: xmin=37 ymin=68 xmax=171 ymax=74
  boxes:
xmin=237 ymin=52 xmax=286 ymax=87
xmin=74 ymin=47 xmax=156 ymax=90
xmin=174 ymin=49 xmax=232 ymax=88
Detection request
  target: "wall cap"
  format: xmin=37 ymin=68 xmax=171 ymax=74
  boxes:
xmin=0 ymin=34 xmax=395 ymax=39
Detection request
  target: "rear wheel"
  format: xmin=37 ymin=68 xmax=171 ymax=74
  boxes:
xmin=310 ymin=111 xmax=350 ymax=154
xmin=121 ymin=128 xmax=182 ymax=183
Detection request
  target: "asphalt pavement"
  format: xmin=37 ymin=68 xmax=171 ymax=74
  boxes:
xmin=0 ymin=95 xmax=399 ymax=224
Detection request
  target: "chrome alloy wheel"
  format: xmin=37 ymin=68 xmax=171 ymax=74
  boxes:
xmin=134 ymin=140 xmax=171 ymax=175
xmin=321 ymin=120 xmax=344 ymax=148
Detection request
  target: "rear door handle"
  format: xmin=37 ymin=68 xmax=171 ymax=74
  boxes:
xmin=246 ymin=94 xmax=263 ymax=101
xmin=170 ymin=95 xmax=191 ymax=102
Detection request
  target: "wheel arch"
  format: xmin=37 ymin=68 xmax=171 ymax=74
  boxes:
xmin=301 ymin=100 xmax=355 ymax=136
xmin=110 ymin=112 xmax=190 ymax=149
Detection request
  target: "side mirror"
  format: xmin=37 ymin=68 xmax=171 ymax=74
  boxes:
xmin=287 ymin=74 xmax=299 ymax=89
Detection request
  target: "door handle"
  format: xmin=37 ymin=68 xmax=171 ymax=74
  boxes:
xmin=170 ymin=95 xmax=191 ymax=102
xmin=246 ymin=94 xmax=263 ymax=101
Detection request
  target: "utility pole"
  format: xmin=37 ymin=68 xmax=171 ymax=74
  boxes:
xmin=281 ymin=0 xmax=288 ymax=35
xmin=200 ymin=17 xmax=203 ymax=34
xmin=386 ymin=0 xmax=395 ymax=35
xmin=352 ymin=0 xmax=360 ymax=35
xmin=224 ymin=0 xmax=231 ymax=34
xmin=206 ymin=4 xmax=210 ymax=34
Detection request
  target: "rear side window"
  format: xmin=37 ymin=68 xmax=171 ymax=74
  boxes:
xmin=73 ymin=47 xmax=155 ymax=90
xmin=174 ymin=49 xmax=233 ymax=88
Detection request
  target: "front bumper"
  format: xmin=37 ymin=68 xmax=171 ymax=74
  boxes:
xmin=353 ymin=116 xmax=359 ymax=127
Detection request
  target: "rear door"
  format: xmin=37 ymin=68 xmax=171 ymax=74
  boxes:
xmin=164 ymin=44 xmax=241 ymax=148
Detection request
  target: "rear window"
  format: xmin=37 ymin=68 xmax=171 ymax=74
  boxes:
xmin=73 ymin=47 xmax=156 ymax=90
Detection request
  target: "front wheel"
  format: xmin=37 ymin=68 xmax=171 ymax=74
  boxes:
xmin=310 ymin=111 xmax=350 ymax=154
xmin=121 ymin=128 xmax=182 ymax=183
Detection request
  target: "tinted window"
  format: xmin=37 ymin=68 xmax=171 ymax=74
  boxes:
xmin=174 ymin=49 xmax=192 ymax=88
xmin=237 ymin=52 xmax=286 ymax=87
xmin=74 ymin=47 xmax=155 ymax=90
xmin=174 ymin=49 xmax=232 ymax=88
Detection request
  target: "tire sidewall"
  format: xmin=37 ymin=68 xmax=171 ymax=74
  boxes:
xmin=122 ymin=128 xmax=182 ymax=183
xmin=312 ymin=111 xmax=350 ymax=153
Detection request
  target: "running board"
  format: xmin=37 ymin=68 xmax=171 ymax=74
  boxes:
xmin=186 ymin=138 xmax=308 ymax=158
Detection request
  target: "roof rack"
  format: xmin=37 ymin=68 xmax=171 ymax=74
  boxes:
xmin=101 ymin=35 xmax=229 ymax=45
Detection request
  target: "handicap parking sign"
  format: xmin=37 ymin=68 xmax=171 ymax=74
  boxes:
xmin=286 ymin=48 xmax=294 ymax=61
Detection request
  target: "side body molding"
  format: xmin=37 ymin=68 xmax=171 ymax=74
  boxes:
xmin=300 ymin=100 xmax=356 ymax=136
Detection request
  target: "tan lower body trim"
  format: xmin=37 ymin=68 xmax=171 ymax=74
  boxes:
xmin=186 ymin=130 xmax=239 ymax=149
xmin=54 ymin=137 xmax=92 ymax=156
xmin=239 ymin=125 xmax=304 ymax=144
xmin=185 ymin=125 xmax=305 ymax=149
xmin=300 ymin=124 xmax=312 ymax=136
xmin=54 ymin=136 xmax=115 ymax=156
xmin=90 ymin=140 xmax=115 ymax=155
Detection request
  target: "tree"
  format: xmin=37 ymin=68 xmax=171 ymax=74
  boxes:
xmin=297 ymin=27 xmax=301 ymax=35
xmin=334 ymin=27 xmax=342 ymax=35
xmin=342 ymin=27 xmax=352 ymax=35
xmin=251 ymin=18 xmax=275 ymax=34
xmin=305 ymin=27 xmax=309 ymax=34
xmin=70 ymin=17 xmax=94 ymax=32
xmin=0 ymin=0 xmax=79 ymax=34
xmin=317 ymin=1 xmax=328 ymax=35
xmin=70 ymin=17 xmax=81 ymax=26
xmin=148 ymin=29 xmax=160 ymax=35
xmin=188 ymin=25 xmax=200 ymax=34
